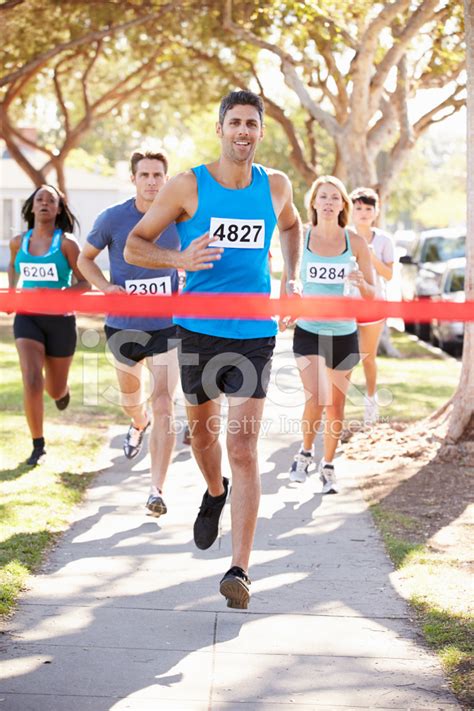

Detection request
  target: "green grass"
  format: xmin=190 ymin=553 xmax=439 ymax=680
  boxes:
xmin=346 ymin=329 xmax=461 ymax=422
xmin=0 ymin=315 xmax=125 ymax=616
xmin=370 ymin=504 xmax=474 ymax=708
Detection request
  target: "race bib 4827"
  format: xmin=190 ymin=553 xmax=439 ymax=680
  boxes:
xmin=210 ymin=217 xmax=265 ymax=249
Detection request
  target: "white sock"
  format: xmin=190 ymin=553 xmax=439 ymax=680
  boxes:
xmin=150 ymin=486 xmax=162 ymax=496
xmin=320 ymin=459 xmax=334 ymax=468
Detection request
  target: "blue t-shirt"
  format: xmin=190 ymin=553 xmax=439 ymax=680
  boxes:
xmin=175 ymin=164 xmax=277 ymax=339
xmin=87 ymin=197 xmax=180 ymax=330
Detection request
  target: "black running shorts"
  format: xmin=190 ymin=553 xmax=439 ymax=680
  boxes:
xmin=176 ymin=326 xmax=276 ymax=405
xmin=13 ymin=314 xmax=77 ymax=357
xmin=104 ymin=325 xmax=178 ymax=366
xmin=293 ymin=325 xmax=360 ymax=371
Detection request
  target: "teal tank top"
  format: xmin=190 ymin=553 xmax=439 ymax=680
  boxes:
xmin=175 ymin=164 xmax=277 ymax=339
xmin=298 ymin=228 xmax=357 ymax=336
xmin=14 ymin=229 xmax=72 ymax=290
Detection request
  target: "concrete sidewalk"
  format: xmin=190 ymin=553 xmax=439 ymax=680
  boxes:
xmin=0 ymin=335 xmax=459 ymax=710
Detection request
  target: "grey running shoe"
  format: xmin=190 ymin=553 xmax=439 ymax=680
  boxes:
xmin=146 ymin=493 xmax=167 ymax=517
xmin=289 ymin=451 xmax=313 ymax=483
xmin=319 ymin=461 xmax=338 ymax=494
xmin=123 ymin=421 xmax=150 ymax=459
xmin=219 ymin=566 xmax=251 ymax=609
xmin=193 ymin=477 xmax=229 ymax=549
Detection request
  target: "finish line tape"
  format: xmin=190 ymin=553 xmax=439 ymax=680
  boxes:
xmin=1 ymin=289 xmax=473 ymax=323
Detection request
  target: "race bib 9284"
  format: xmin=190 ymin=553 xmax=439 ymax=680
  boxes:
xmin=210 ymin=217 xmax=265 ymax=249
xmin=306 ymin=263 xmax=347 ymax=284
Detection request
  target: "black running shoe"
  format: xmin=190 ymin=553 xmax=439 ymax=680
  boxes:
xmin=26 ymin=447 xmax=46 ymax=467
xmin=193 ymin=477 xmax=229 ymax=550
xmin=146 ymin=493 xmax=167 ymax=517
xmin=219 ymin=566 xmax=251 ymax=609
xmin=123 ymin=421 xmax=150 ymax=459
xmin=55 ymin=390 xmax=70 ymax=411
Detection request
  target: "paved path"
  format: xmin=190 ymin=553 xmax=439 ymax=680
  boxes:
xmin=0 ymin=333 xmax=459 ymax=710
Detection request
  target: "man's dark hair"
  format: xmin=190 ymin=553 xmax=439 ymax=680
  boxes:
xmin=22 ymin=184 xmax=79 ymax=233
xmin=218 ymin=90 xmax=264 ymax=125
xmin=130 ymin=150 xmax=169 ymax=176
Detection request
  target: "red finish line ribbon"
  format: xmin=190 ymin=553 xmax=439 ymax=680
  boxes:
xmin=1 ymin=289 xmax=474 ymax=323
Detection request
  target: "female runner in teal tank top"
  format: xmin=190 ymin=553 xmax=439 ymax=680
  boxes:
xmin=7 ymin=185 xmax=89 ymax=466
xmin=280 ymin=176 xmax=375 ymax=494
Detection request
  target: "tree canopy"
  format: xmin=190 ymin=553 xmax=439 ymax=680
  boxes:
xmin=0 ymin=0 xmax=466 ymax=207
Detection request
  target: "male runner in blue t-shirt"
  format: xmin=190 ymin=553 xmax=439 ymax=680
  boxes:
xmin=78 ymin=150 xmax=179 ymax=518
xmin=125 ymin=92 xmax=302 ymax=609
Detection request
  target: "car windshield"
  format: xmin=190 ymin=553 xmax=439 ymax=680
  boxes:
xmin=421 ymin=236 xmax=465 ymax=262
xmin=448 ymin=269 xmax=465 ymax=293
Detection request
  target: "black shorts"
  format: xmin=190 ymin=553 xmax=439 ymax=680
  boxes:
xmin=13 ymin=314 xmax=77 ymax=357
xmin=176 ymin=326 xmax=276 ymax=405
xmin=104 ymin=325 xmax=178 ymax=366
xmin=293 ymin=325 xmax=360 ymax=371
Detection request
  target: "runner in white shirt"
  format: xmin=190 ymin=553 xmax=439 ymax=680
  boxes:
xmin=350 ymin=187 xmax=395 ymax=424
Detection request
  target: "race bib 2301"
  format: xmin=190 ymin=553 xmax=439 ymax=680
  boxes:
xmin=125 ymin=277 xmax=172 ymax=295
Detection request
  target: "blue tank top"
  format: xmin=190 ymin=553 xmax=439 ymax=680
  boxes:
xmin=175 ymin=164 xmax=277 ymax=339
xmin=298 ymin=228 xmax=357 ymax=336
xmin=14 ymin=229 xmax=72 ymax=290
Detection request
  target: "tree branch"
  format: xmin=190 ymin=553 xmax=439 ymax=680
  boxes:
xmin=369 ymin=0 xmax=440 ymax=113
xmin=0 ymin=7 xmax=173 ymax=88
xmin=367 ymin=95 xmax=399 ymax=159
xmin=413 ymin=87 xmax=466 ymax=133
xmin=0 ymin=0 xmax=24 ymax=10
xmin=222 ymin=0 xmax=295 ymax=65
xmin=53 ymin=65 xmax=71 ymax=136
xmin=281 ymin=61 xmax=341 ymax=137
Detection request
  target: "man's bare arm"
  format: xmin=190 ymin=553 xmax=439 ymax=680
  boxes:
xmin=270 ymin=172 xmax=303 ymax=293
xmin=124 ymin=172 xmax=223 ymax=271
xmin=78 ymin=243 xmax=125 ymax=294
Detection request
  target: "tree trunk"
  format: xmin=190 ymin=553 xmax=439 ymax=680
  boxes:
xmin=338 ymin=129 xmax=377 ymax=191
xmin=446 ymin=0 xmax=474 ymax=443
xmin=378 ymin=322 xmax=401 ymax=358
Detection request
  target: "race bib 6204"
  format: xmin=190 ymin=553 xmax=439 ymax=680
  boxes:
xmin=306 ymin=263 xmax=347 ymax=284
xmin=20 ymin=262 xmax=58 ymax=282
xmin=125 ymin=277 xmax=172 ymax=295
xmin=210 ymin=217 xmax=265 ymax=249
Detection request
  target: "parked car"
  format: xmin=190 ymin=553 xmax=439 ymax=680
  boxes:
xmin=393 ymin=229 xmax=417 ymax=257
xmin=430 ymin=257 xmax=465 ymax=357
xmin=399 ymin=227 xmax=466 ymax=340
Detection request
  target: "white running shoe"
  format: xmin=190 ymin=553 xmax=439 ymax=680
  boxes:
xmin=318 ymin=460 xmax=338 ymax=494
xmin=289 ymin=451 xmax=313 ymax=483
xmin=364 ymin=395 xmax=379 ymax=425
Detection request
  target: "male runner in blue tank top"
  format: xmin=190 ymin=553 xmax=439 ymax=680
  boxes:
xmin=78 ymin=151 xmax=180 ymax=519
xmin=125 ymin=90 xmax=302 ymax=609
